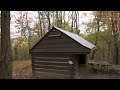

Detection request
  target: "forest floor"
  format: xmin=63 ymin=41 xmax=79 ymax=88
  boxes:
xmin=12 ymin=60 xmax=53 ymax=79
xmin=12 ymin=60 xmax=32 ymax=79
xmin=12 ymin=60 xmax=120 ymax=79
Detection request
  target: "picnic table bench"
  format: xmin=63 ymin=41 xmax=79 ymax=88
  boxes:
xmin=88 ymin=61 xmax=112 ymax=71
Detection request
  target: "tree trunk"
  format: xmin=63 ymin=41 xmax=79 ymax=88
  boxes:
xmin=95 ymin=20 xmax=100 ymax=45
xmin=28 ymin=28 xmax=31 ymax=59
xmin=38 ymin=11 xmax=43 ymax=38
xmin=107 ymin=44 xmax=110 ymax=61
xmin=111 ymin=11 xmax=119 ymax=64
xmin=35 ymin=16 xmax=40 ymax=38
xmin=59 ymin=11 xmax=62 ymax=28
xmin=63 ymin=11 xmax=65 ymax=29
xmin=0 ymin=11 xmax=12 ymax=79
xmin=25 ymin=11 xmax=31 ymax=59
xmin=71 ymin=11 xmax=74 ymax=32
xmin=75 ymin=11 xmax=78 ymax=32
xmin=114 ymin=40 xmax=119 ymax=64
xmin=14 ymin=47 xmax=18 ymax=60
xmin=56 ymin=11 xmax=59 ymax=27
xmin=47 ymin=11 xmax=51 ymax=30
xmin=91 ymin=18 xmax=100 ymax=60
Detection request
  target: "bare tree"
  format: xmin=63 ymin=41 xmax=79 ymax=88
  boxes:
xmin=38 ymin=11 xmax=45 ymax=38
xmin=91 ymin=11 xmax=102 ymax=59
xmin=38 ymin=11 xmax=42 ymax=38
xmin=75 ymin=11 xmax=80 ymax=35
xmin=15 ymin=11 xmax=27 ymax=38
xmin=111 ymin=11 xmax=119 ymax=64
xmin=25 ymin=11 xmax=32 ymax=58
xmin=56 ymin=11 xmax=59 ymax=27
xmin=59 ymin=11 xmax=62 ymax=28
xmin=63 ymin=11 xmax=66 ymax=29
xmin=71 ymin=11 xmax=74 ymax=32
xmin=46 ymin=11 xmax=51 ymax=30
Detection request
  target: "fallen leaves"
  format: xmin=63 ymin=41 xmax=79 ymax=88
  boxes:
xmin=12 ymin=60 xmax=32 ymax=79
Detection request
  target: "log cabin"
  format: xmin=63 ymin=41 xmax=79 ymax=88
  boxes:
xmin=29 ymin=26 xmax=95 ymax=79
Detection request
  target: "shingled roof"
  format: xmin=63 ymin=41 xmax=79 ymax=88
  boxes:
xmin=53 ymin=26 xmax=95 ymax=49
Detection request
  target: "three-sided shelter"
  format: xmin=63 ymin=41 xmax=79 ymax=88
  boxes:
xmin=29 ymin=26 xmax=95 ymax=79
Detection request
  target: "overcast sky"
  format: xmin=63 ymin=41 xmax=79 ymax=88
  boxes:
xmin=10 ymin=11 xmax=94 ymax=38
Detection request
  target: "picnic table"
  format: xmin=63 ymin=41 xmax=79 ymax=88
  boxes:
xmin=88 ymin=61 xmax=112 ymax=71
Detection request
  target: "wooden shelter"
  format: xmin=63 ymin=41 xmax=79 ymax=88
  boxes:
xmin=30 ymin=26 xmax=95 ymax=79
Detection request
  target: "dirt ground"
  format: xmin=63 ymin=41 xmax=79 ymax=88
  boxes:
xmin=12 ymin=60 xmax=55 ymax=79
xmin=12 ymin=60 xmax=120 ymax=79
xmin=12 ymin=60 xmax=32 ymax=79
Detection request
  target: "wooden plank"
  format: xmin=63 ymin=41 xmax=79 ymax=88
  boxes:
xmin=34 ymin=60 xmax=69 ymax=63
xmin=33 ymin=68 xmax=73 ymax=75
xmin=34 ymin=71 xmax=72 ymax=79
xmin=33 ymin=56 xmax=71 ymax=59
xmin=30 ymin=52 xmax=89 ymax=55
xmin=33 ymin=59 xmax=70 ymax=63
xmin=33 ymin=63 xmax=72 ymax=71
xmin=31 ymin=47 xmax=90 ymax=53
xmin=33 ymin=57 xmax=72 ymax=62
xmin=32 ymin=54 xmax=74 ymax=57
xmin=40 ymin=38 xmax=74 ymax=44
xmin=33 ymin=60 xmax=71 ymax=66
xmin=35 ymin=42 xmax=80 ymax=48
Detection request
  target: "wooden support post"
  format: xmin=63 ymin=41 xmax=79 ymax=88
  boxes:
xmin=73 ymin=56 xmax=79 ymax=79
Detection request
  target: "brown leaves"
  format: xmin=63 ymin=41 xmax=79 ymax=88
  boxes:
xmin=12 ymin=60 xmax=32 ymax=79
xmin=12 ymin=60 xmax=56 ymax=79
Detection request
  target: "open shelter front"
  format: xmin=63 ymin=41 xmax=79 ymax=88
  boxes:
xmin=29 ymin=26 xmax=95 ymax=79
